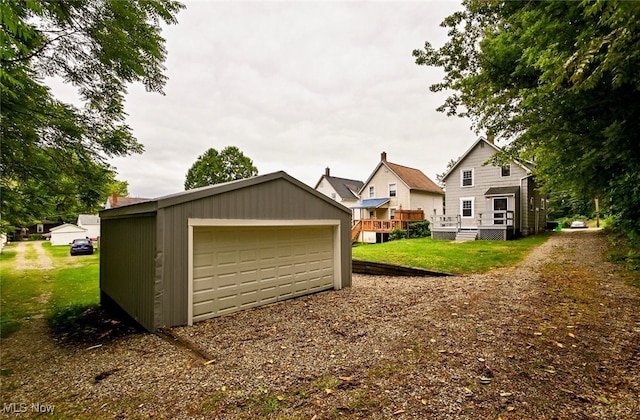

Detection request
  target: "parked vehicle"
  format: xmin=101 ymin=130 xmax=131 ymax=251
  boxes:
xmin=570 ymin=220 xmax=588 ymax=229
xmin=70 ymin=238 xmax=94 ymax=255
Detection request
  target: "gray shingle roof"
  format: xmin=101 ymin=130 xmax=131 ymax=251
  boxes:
xmin=324 ymin=176 xmax=364 ymax=200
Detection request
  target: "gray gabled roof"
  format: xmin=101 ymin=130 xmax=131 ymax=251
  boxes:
xmin=319 ymin=175 xmax=364 ymax=200
xmin=442 ymin=137 xmax=533 ymax=181
xmin=100 ymin=171 xmax=351 ymax=219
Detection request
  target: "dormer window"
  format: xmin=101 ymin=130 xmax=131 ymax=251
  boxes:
xmin=461 ymin=169 xmax=473 ymax=187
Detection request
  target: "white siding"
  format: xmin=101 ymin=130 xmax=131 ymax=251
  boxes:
xmin=361 ymin=164 xmax=442 ymax=217
xmin=363 ymin=165 xmax=411 ymax=216
xmin=315 ymin=179 xmax=340 ymax=202
xmin=410 ymin=191 xmax=443 ymax=217
xmin=50 ymin=225 xmax=87 ymax=246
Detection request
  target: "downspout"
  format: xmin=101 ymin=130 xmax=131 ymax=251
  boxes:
xmin=519 ymin=175 xmax=529 ymax=236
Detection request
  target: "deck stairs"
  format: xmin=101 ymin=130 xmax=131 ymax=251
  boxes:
xmin=455 ymin=229 xmax=478 ymax=242
xmin=351 ymin=220 xmax=362 ymax=243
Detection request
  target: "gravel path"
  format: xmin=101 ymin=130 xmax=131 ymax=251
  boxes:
xmin=1 ymin=230 xmax=638 ymax=419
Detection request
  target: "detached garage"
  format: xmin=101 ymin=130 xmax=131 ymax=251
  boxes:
xmin=99 ymin=171 xmax=352 ymax=331
xmin=49 ymin=223 xmax=88 ymax=246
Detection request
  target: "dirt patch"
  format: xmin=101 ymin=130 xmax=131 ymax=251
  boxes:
xmin=0 ymin=230 xmax=638 ymax=419
xmin=48 ymin=306 xmax=143 ymax=345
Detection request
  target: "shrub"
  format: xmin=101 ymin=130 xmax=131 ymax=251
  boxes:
xmin=389 ymin=228 xmax=408 ymax=241
xmin=408 ymin=221 xmax=430 ymax=238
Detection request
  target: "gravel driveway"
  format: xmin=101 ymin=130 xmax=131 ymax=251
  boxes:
xmin=1 ymin=229 xmax=638 ymax=419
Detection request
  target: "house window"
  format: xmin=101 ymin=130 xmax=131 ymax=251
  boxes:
xmin=390 ymin=208 xmax=396 ymax=219
xmin=369 ymin=186 xmax=375 ymax=198
xmin=369 ymin=211 xmax=374 ymax=219
xmin=36 ymin=224 xmax=44 ymax=233
xmin=389 ymin=183 xmax=397 ymax=197
xmin=461 ymin=169 xmax=473 ymax=187
xmin=501 ymin=164 xmax=511 ymax=177
xmin=461 ymin=198 xmax=474 ymax=218
xmin=530 ymin=197 xmax=534 ymax=211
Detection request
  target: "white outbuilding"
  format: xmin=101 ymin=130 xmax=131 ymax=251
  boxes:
xmin=77 ymin=214 xmax=100 ymax=239
xmin=49 ymin=223 xmax=88 ymax=246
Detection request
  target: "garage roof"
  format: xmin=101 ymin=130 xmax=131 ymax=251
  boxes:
xmin=100 ymin=171 xmax=351 ymax=219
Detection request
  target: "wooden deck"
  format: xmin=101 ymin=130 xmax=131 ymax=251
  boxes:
xmin=351 ymin=210 xmax=425 ymax=242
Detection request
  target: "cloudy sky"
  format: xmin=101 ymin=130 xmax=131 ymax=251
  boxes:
xmin=89 ymin=1 xmax=477 ymax=198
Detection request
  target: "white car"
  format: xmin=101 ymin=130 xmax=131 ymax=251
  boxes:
xmin=570 ymin=220 xmax=588 ymax=229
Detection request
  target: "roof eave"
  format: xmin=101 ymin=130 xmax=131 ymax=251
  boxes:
xmin=100 ymin=171 xmax=352 ymax=219
xmin=441 ymin=137 xmax=533 ymax=181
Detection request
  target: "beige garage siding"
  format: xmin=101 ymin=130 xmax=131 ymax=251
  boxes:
xmin=190 ymin=223 xmax=337 ymax=323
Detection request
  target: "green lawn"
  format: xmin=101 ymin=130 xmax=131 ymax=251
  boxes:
xmin=42 ymin=242 xmax=100 ymax=308
xmin=352 ymin=234 xmax=550 ymax=274
xmin=0 ymin=242 xmax=99 ymax=338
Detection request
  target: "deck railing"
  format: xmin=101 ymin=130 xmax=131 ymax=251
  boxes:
xmin=359 ymin=219 xmax=412 ymax=232
xmin=351 ymin=216 xmax=427 ymax=242
xmin=430 ymin=215 xmax=461 ymax=231
xmin=478 ymin=211 xmax=515 ymax=227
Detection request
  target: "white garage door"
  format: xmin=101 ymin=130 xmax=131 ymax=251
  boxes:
xmin=191 ymin=225 xmax=335 ymax=323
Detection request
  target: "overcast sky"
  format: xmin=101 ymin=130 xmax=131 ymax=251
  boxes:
xmin=82 ymin=1 xmax=479 ymax=198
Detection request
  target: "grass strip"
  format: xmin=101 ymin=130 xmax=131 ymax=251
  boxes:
xmin=352 ymin=234 xmax=550 ymax=275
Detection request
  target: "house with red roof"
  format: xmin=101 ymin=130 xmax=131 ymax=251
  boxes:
xmin=105 ymin=193 xmax=151 ymax=209
xmin=352 ymin=152 xmax=444 ymax=243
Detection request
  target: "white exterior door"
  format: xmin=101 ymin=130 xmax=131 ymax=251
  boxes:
xmin=493 ymin=197 xmax=508 ymax=225
xmin=190 ymin=224 xmax=336 ymax=323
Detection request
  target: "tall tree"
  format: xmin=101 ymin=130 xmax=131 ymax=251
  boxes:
xmin=184 ymin=147 xmax=258 ymax=190
xmin=0 ymin=0 xmax=184 ymax=231
xmin=413 ymin=0 xmax=640 ymax=238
